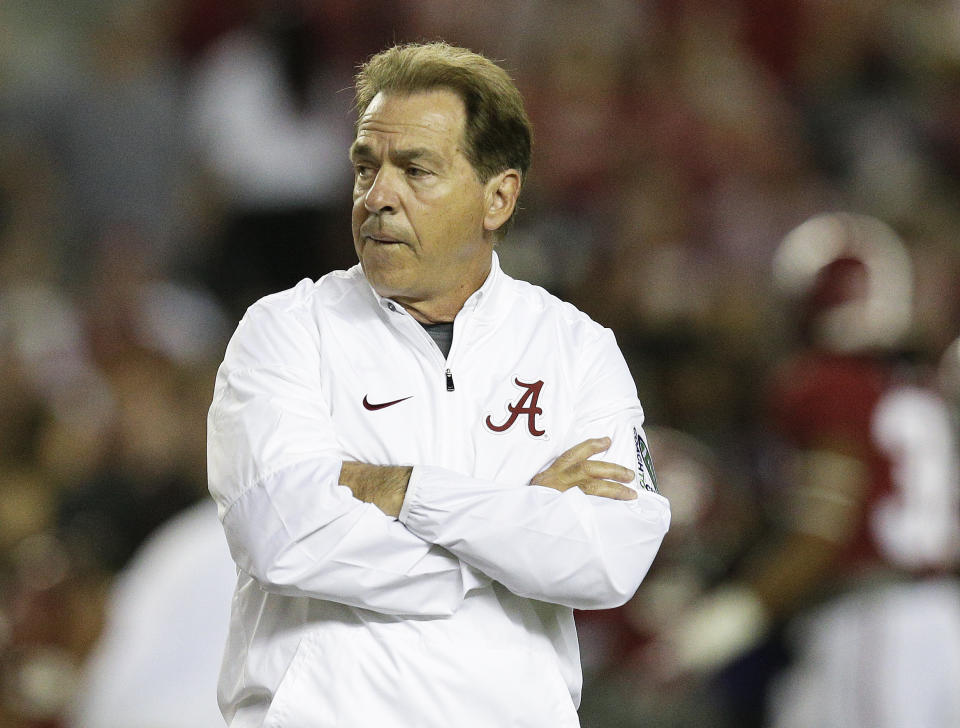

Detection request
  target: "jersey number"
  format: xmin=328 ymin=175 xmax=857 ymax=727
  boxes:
xmin=871 ymin=387 xmax=960 ymax=569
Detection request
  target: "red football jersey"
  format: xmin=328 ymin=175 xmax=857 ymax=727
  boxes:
xmin=768 ymin=352 xmax=960 ymax=574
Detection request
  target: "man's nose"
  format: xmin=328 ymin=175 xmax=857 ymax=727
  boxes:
xmin=364 ymin=168 xmax=399 ymax=214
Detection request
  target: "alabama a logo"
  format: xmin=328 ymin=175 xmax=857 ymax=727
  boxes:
xmin=633 ymin=427 xmax=659 ymax=493
xmin=485 ymin=378 xmax=547 ymax=437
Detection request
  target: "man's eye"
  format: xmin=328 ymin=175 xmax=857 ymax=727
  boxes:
xmin=406 ymin=166 xmax=429 ymax=178
xmin=355 ymin=164 xmax=374 ymax=178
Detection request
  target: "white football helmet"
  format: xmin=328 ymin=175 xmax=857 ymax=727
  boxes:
xmin=772 ymin=212 xmax=914 ymax=352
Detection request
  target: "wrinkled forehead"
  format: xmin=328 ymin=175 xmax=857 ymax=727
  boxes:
xmin=353 ymin=90 xmax=468 ymax=154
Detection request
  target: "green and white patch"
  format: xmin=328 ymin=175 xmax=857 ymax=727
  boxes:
xmin=633 ymin=427 xmax=659 ymax=494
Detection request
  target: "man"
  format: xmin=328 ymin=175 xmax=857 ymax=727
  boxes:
xmin=207 ymin=42 xmax=670 ymax=727
xmin=655 ymin=213 xmax=960 ymax=727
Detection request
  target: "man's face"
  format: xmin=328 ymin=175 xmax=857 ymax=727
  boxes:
xmin=350 ymin=90 xmax=493 ymax=320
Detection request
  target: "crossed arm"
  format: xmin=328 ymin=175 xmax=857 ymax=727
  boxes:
xmin=340 ymin=436 xmax=638 ymax=518
xmin=330 ymin=433 xmax=667 ymax=610
xmin=212 ymin=380 xmax=666 ymax=614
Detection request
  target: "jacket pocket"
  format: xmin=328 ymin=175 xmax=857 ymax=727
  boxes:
xmin=262 ymin=632 xmax=330 ymax=728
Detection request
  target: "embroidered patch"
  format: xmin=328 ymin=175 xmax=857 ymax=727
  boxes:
xmin=633 ymin=427 xmax=660 ymax=494
xmin=485 ymin=378 xmax=546 ymax=437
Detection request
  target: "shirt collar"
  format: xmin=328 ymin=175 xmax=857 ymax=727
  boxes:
xmin=461 ymin=250 xmax=501 ymax=312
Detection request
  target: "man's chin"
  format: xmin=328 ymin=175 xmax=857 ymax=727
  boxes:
xmin=361 ymin=262 xmax=413 ymax=299
xmin=361 ymin=240 xmax=411 ymax=266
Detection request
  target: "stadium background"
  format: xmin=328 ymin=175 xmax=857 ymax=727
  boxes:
xmin=1 ymin=1 xmax=959 ymax=726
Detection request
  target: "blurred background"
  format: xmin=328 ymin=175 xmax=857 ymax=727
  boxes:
xmin=1 ymin=1 xmax=960 ymax=726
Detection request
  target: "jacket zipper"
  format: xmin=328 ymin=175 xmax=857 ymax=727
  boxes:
xmin=387 ymin=300 xmax=461 ymax=392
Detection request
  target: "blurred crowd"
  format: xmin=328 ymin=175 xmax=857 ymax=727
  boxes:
xmin=1 ymin=1 xmax=960 ymax=727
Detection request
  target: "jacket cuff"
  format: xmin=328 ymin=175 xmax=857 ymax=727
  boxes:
xmin=397 ymin=465 xmax=423 ymax=524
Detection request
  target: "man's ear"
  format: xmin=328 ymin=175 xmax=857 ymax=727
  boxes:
xmin=482 ymin=169 xmax=521 ymax=233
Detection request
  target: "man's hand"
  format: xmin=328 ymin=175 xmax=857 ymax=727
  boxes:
xmin=531 ymin=437 xmax=636 ymax=500
xmin=339 ymin=462 xmax=412 ymax=518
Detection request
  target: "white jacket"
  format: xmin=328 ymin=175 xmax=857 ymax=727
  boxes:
xmin=207 ymin=253 xmax=670 ymax=727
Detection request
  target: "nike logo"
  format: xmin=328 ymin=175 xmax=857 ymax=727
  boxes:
xmin=362 ymin=395 xmax=412 ymax=411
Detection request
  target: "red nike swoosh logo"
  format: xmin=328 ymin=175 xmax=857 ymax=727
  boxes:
xmin=362 ymin=395 xmax=412 ymax=411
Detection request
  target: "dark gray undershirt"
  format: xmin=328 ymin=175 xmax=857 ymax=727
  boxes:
xmin=421 ymin=321 xmax=454 ymax=358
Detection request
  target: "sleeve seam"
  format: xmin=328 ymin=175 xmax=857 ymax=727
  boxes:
xmin=219 ymin=455 xmax=342 ymax=521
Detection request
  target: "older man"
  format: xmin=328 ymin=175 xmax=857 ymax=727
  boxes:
xmin=208 ymin=42 xmax=669 ymax=727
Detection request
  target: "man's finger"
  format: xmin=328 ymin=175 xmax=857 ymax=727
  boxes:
xmin=553 ymin=437 xmax=611 ymax=466
xmin=579 ymin=459 xmax=634 ymax=483
xmin=579 ymin=480 xmax=638 ymax=501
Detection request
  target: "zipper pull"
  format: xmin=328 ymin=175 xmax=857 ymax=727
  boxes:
xmin=445 ymin=368 xmax=455 ymax=391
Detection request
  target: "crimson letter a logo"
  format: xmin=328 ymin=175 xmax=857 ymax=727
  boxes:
xmin=485 ymin=378 xmax=546 ymax=437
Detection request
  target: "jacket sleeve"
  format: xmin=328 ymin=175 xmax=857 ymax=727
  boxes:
xmin=207 ymin=295 xmax=488 ymax=617
xmin=397 ymin=328 xmax=670 ymax=611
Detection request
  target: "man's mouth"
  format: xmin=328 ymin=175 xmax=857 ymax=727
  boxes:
xmin=365 ymin=232 xmax=405 ymax=245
